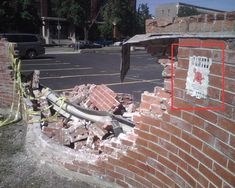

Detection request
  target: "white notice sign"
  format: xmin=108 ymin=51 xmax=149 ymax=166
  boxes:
xmin=186 ymin=56 xmax=212 ymax=99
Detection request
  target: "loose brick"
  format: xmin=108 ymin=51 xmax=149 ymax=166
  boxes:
xmin=142 ymin=93 xmax=161 ymax=105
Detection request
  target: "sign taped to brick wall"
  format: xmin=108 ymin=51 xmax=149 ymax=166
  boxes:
xmin=186 ymin=56 xmax=212 ymax=99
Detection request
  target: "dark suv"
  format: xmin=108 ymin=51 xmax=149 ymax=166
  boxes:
xmin=0 ymin=33 xmax=45 ymax=59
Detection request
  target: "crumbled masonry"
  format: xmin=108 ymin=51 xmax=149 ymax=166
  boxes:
xmin=30 ymin=81 xmax=137 ymax=154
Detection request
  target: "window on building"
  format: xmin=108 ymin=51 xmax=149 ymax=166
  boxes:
xmin=168 ymin=9 xmax=170 ymax=16
xmin=161 ymin=9 xmax=164 ymax=15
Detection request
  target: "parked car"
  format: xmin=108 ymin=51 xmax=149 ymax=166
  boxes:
xmin=0 ymin=33 xmax=45 ymax=59
xmin=80 ymin=41 xmax=102 ymax=49
xmin=94 ymin=40 xmax=113 ymax=47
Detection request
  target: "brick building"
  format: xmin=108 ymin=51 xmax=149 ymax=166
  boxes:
xmin=156 ymin=2 xmax=224 ymax=18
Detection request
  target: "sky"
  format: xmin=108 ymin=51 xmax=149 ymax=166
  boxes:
xmin=137 ymin=0 xmax=235 ymax=16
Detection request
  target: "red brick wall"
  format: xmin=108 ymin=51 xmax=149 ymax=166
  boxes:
xmin=0 ymin=40 xmax=14 ymax=108
xmin=58 ymin=38 xmax=234 ymax=187
xmin=146 ymin=12 xmax=235 ymax=33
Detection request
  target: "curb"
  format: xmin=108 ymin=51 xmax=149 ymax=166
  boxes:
xmin=25 ymin=98 xmax=121 ymax=188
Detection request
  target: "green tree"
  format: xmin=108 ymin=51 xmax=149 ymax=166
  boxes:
xmin=136 ymin=3 xmax=152 ymax=34
xmin=0 ymin=0 xmax=41 ymax=33
xmin=99 ymin=0 xmax=136 ymax=40
xmin=52 ymin=0 xmax=105 ymax=41
xmin=0 ymin=1 xmax=14 ymax=32
xmin=178 ymin=6 xmax=199 ymax=17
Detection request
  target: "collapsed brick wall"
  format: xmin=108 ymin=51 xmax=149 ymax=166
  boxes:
xmin=28 ymin=15 xmax=234 ymax=187
xmin=57 ymin=38 xmax=234 ymax=187
xmin=146 ymin=11 xmax=235 ymax=33
xmin=1 ymin=15 xmax=233 ymax=188
xmin=0 ymin=40 xmax=14 ymax=108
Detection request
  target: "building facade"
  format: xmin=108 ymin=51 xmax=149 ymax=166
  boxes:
xmin=156 ymin=2 xmax=224 ymax=18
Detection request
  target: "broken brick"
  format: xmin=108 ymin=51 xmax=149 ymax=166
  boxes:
xmin=69 ymin=127 xmax=88 ymax=143
xmin=89 ymin=122 xmax=108 ymax=140
xmin=59 ymin=128 xmax=70 ymax=146
xmin=88 ymin=85 xmax=122 ymax=113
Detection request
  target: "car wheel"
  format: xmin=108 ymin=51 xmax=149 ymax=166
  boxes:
xmin=26 ymin=50 xmax=37 ymax=59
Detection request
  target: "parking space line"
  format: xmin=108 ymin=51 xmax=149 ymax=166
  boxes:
xmin=22 ymin=63 xmax=70 ymax=66
xmin=40 ymin=72 xmax=120 ymax=80
xmin=54 ymin=79 xmax=161 ymax=92
xmin=22 ymin=67 xmax=92 ymax=73
xmin=106 ymin=79 xmax=161 ymax=86
xmin=22 ymin=58 xmax=54 ymax=61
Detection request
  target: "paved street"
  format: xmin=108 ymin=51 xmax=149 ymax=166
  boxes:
xmin=21 ymin=49 xmax=163 ymax=102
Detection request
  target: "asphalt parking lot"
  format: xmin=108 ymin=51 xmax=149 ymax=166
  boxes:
xmin=21 ymin=49 xmax=163 ymax=103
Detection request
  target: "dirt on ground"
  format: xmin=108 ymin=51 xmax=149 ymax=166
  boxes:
xmin=0 ymin=121 xmax=103 ymax=188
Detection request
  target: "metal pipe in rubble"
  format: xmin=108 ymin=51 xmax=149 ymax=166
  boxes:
xmin=44 ymin=89 xmax=113 ymax=123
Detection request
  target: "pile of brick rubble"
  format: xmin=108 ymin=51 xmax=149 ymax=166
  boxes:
xmin=36 ymin=84 xmax=137 ymax=154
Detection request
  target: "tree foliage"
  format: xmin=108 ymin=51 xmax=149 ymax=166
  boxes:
xmin=0 ymin=0 xmax=41 ymax=33
xmin=135 ymin=3 xmax=152 ymax=34
xmin=178 ymin=6 xmax=199 ymax=17
xmin=52 ymin=0 xmax=90 ymax=27
xmin=99 ymin=0 xmax=136 ymax=39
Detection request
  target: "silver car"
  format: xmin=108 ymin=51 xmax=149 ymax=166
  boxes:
xmin=0 ymin=33 xmax=45 ymax=59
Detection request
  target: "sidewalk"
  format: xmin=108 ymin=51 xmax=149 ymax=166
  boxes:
xmin=45 ymin=46 xmax=122 ymax=55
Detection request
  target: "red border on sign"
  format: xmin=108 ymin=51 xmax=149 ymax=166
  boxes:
xmin=171 ymin=42 xmax=225 ymax=111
